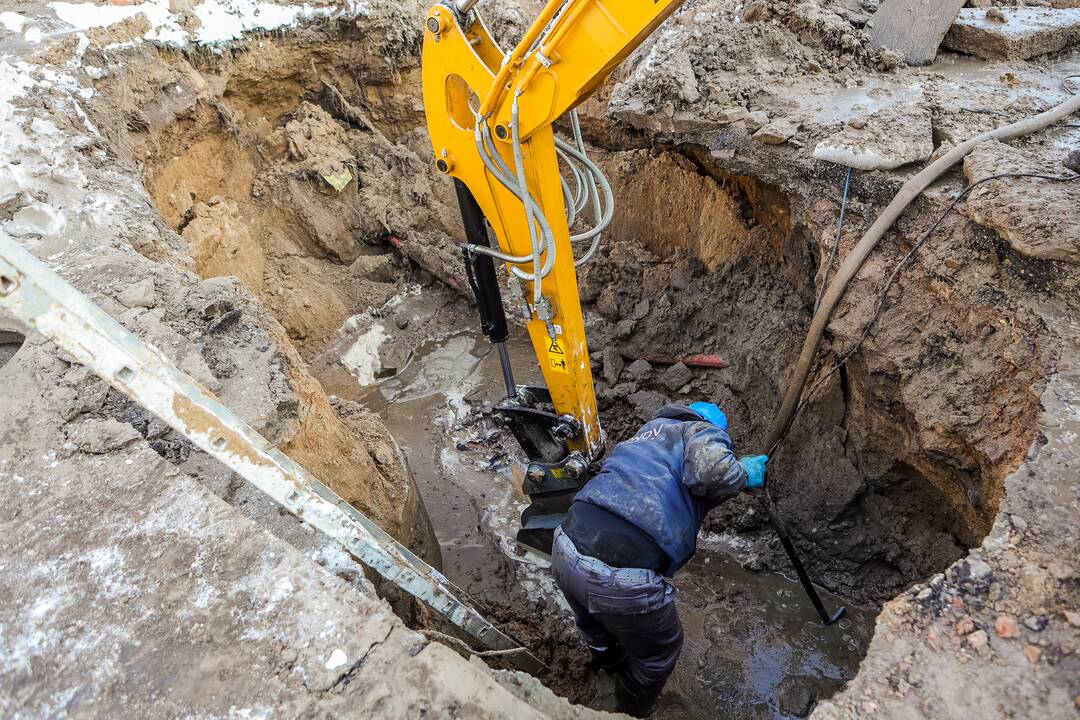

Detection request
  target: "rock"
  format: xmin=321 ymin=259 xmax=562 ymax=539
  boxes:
xmin=741 ymin=1 xmax=771 ymax=22
xmin=627 ymin=390 xmax=666 ymax=421
xmin=877 ymin=47 xmax=905 ymax=71
xmin=716 ymin=106 xmax=749 ymax=124
xmin=752 ymin=119 xmax=798 ymax=145
xmin=186 ymin=276 xmax=239 ymax=319
xmin=146 ymin=417 xmax=170 ymax=440
xmin=954 ymin=617 xmax=976 ymax=636
xmin=1022 ymin=615 xmax=1047 ymax=632
xmin=1024 ymin=645 xmax=1041 ymax=664
xmin=72 ymin=418 xmax=142 ymax=454
xmin=964 ymin=141 xmax=1080 ymax=264
xmin=942 ymin=8 xmax=1080 ymax=60
xmin=117 ymin=278 xmax=157 ymax=309
xmin=1065 ymin=149 xmax=1080 ymax=173
xmin=669 ymin=259 xmax=697 ymax=290
xmin=813 ymin=104 xmax=933 ymax=170
xmin=994 ymin=615 xmax=1020 ymax=638
xmin=1064 ymin=610 xmax=1080 ymax=627
xmin=966 ymin=629 xmax=989 ymax=649
xmin=955 ymin=556 xmax=994 ymax=593
xmin=915 ymin=587 xmax=934 ymax=602
xmin=626 ymin=358 xmax=652 ymax=381
xmin=660 ymin=362 xmax=692 ymax=392
xmin=778 ymin=681 xmax=815 ymax=717
xmin=602 ymin=345 xmax=624 ymax=385
xmin=744 ymin=110 xmax=769 ymax=132
xmin=666 ymin=50 xmax=700 ymax=104
xmin=631 ymin=299 xmax=651 ymax=321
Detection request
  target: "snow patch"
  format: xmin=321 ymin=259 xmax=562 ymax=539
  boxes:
xmin=0 ymin=10 xmax=26 ymax=32
xmin=46 ymin=0 xmax=366 ymax=48
xmin=324 ymin=647 xmax=348 ymax=670
xmin=49 ymin=0 xmax=174 ymax=31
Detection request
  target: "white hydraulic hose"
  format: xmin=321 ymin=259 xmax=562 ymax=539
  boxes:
xmin=511 ymin=96 xmax=546 ymax=304
xmin=469 ymin=115 xmax=558 ymax=285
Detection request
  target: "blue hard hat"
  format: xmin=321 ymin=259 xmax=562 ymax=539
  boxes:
xmin=689 ymin=402 xmax=728 ymax=431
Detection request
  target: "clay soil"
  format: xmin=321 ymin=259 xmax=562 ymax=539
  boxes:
xmin=5 ymin=1 xmax=1079 ymax=719
xmin=89 ymin=16 xmax=1074 ymax=717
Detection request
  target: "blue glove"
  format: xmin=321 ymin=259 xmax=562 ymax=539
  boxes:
xmin=738 ymin=455 xmax=768 ymax=489
xmin=689 ymin=401 xmax=728 ymax=431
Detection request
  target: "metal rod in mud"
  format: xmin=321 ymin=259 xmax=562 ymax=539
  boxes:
xmin=0 ymin=234 xmax=547 ymax=674
xmin=765 ymin=489 xmax=845 ymax=626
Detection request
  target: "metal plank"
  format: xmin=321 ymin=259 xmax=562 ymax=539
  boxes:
xmin=0 ymin=233 xmax=544 ymax=673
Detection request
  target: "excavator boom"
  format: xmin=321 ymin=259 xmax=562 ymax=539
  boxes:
xmin=421 ymin=0 xmax=685 ymax=551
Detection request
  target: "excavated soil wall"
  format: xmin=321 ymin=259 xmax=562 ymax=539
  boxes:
xmin=111 ymin=19 xmax=1039 ymax=600
xmin=82 ymin=27 xmax=447 ymax=581
xmin=77 ymin=12 xmax=1059 ymax=714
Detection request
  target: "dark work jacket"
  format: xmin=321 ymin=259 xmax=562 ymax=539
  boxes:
xmin=573 ymin=405 xmax=748 ymax=576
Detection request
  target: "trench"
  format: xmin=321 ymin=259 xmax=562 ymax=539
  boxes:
xmin=0 ymin=330 xmax=25 ymax=370
xmin=111 ymin=25 xmax=1027 ymax=719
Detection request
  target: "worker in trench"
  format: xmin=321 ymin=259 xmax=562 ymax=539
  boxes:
xmin=552 ymin=402 xmax=767 ymax=717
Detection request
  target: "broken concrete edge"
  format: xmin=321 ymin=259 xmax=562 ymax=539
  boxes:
xmin=943 ymin=7 xmax=1080 ymax=61
xmin=0 ymin=232 xmax=543 ymax=673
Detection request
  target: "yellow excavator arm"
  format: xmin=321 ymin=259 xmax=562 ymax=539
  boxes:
xmin=421 ymin=0 xmax=684 ymax=551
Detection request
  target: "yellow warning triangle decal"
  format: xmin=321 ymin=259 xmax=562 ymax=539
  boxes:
xmin=548 ymin=338 xmax=564 ymax=355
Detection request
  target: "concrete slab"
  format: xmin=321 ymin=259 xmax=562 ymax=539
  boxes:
xmin=813 ymin=103 xmax=934 ymax=170
xmin=963 ymin=140 xmax=1080 ymax=264
xmin=942 ymin=8 xmax=1080 ymax=60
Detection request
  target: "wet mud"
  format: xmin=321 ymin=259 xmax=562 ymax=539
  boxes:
xmin=311 ymin=286 xmax=875 ymax=719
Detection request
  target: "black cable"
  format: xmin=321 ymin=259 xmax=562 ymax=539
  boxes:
xmin=768 ymin=169 xmax=1080 ymax=457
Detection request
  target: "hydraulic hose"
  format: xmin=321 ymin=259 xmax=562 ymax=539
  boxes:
xmin=763 ymin=90 xmax=1080 ymax=454
xmin=511 ymin=97 xmax=546 ymax=304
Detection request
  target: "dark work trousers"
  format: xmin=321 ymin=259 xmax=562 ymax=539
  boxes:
xmin=550 ymin=527 xmax=684 ymax=695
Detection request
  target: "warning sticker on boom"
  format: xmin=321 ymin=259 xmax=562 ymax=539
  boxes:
xmin=547 ymin=338 xmax=568 ymax=373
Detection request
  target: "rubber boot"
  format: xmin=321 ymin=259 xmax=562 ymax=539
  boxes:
xmin=614 ymin=672 xmax=661 ymax=718
xmin=587 ymin=645 xmax=628 ymax=674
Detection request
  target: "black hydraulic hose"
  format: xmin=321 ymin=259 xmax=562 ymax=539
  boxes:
xmin=454 ymin=179 xmax=510 ymax=345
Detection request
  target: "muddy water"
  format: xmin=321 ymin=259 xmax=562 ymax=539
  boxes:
xmin=318 ymin=293 xmax=874 ymax=719
xmin=344 ymin=329 xmax=544 ymax=593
